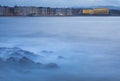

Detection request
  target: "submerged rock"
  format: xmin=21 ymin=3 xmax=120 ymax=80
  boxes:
xmin=58 ymin=56 xmax=64 ymax=59
xmin=0 ymin=47 xmax=38 ymax=61
xmin=0 ymin=47 xmax=59 ymax=70
xmin=0 ymin=57 xmax=4 ymax=63
xmin=0 ymin=58 xmax=4 ymax=67
xmin=41 ymin=50 xmax=54 ymax=54
xmin=19 ymin=56 xmax=35 ymax=67
xmin=36 ymin=62 xmax=43 ymax=68
xmin=45 ymin=63 xmax=59 ymax=69
xmin=5 ymin=57 xmax=18 ymax=65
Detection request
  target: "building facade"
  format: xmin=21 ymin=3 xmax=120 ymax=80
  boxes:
xmin=83 ymin=9 xmax=93 ymax=15
xmin=82 ymin=8 xmax=109 ymax=15
xmin=0 ymin=6 xmax=112 ymax=16
xmin=93 ymin=8 xmax=109 ymax=15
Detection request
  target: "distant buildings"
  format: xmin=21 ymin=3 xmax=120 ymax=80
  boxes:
xmin=0 ymin=6 xmax=119 ymax=16
xmin=66 ymin=8 xmax=73 ymax=16
xmin=94 ymin=8 xmax=109 ymax=14
xmin=82 ymin=8 xmax=109 ymax=15
xmin=72 ymin=8 xmax=82 ymax=16
xmin=83 ymin=9 xmax=94 ymax=15
xmin=0 ymin=6 xmax=13 ymax=16
xmin=109 ymin=9 xmax=120 ymax=16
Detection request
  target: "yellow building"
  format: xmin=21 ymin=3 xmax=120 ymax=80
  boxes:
xmin=83 ymin=9 xmax=94 ymax=14
xmin=93 ymin=8 xmax=109 ymax=14
xmin=82 ymin=8 xmax=109 ymax=15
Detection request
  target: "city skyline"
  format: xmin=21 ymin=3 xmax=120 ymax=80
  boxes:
xmin=0 ymin=0 xmax=120 ymax=7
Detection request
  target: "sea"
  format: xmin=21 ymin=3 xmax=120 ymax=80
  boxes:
xmin=0 ymin=17 xmax=120 ymax=81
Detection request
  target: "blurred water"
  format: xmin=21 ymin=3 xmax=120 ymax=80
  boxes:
xmin=0 ymin=17 xmax=120 ymax=81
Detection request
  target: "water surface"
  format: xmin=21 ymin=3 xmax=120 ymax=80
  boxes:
xmin=0 ymin=17 xmax=120 ymax=81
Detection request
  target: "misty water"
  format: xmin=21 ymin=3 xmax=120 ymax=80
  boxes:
xmin=0 ymin=17 xmax=120 ymax=81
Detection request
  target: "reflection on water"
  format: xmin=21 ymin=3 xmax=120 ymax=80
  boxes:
xmin=0 ymin=17 xmax=120 ymax=81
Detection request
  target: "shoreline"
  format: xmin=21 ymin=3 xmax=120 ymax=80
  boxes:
xmin=0 ymin=15 xmax=120 ymax=17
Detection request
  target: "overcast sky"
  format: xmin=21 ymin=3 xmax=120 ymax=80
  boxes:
xmin=0 ymin=0 xmax=120 ymax=7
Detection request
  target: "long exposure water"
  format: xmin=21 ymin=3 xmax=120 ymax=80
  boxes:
xmin=0 ymin=17 xmax=120 ymax=81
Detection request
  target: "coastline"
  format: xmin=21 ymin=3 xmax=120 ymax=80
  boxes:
xmin=0 ymin=15 xmax=120 ymax=17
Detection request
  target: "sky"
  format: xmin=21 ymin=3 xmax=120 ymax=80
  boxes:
xmin=0 ymin=0 xmax=120 ymax=7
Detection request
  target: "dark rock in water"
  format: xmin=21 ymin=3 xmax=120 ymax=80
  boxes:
xmin=0 ymin=57 xmax=4 ymax=63
xmin=5 ymin=57 xmax=18 ymax=65
xmin=41 ymin=50 xmax=54 ymax=54
xmin=4 ymin=57 xmax=19 ymax=69
xmin=45 ymin=63 xmax=59 ymax=69
xmin=0 ymin=47 xmax=60 ymax=70
xmin=58 ymin=56 xmax=64 ymax=59
xmin=19 ymin=56 xmax=35 ymax=67
xmin=0 ymin=47 xmax=38 ymax=61
xmin=36 ymin=62 xmax=43 ymax=66
xmin=10 ymin=52 xmax=23 ymax=59
xmin=0 ymin=57 xmax=4 ymax=67
xmin=34 ymin=62 xmax=43 ymax=69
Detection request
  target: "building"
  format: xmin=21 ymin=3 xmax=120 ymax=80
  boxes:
xmin=0 ymin=6 xmax=11 ymax=16
xmin=66 ymin=8 xmax=73 ymax=16
xmin=0 ymin=6 xmax=112 ymax=16
xmin=0 ymin=6 xmax=3 ymax=16
xmin=41 ymin=7 xmax=47 ymax=16
xmin=54 ymin=8 xmax=66 ymax=16
xmin=72 ymin=8 xmax=82 ymax=16
xmin=93 ymin=8 xmax=109 ymax=15
xmin=37 ymin=7 xmax=42 ymax=16
xmin=14 ymin=6 xmax=23 ymax=16
xmin=21 ymin=7 xmax=27 ymax=16
xmin=109 ymin=9 xmax=120 ymax=16
xmin=46 ymin=7 xmax=54 ymax=16
xmin=31 ymin=6 xmax=39 ymax=15
xmin=26 ymin=6 xmax=39 ymax=16
xmin=82 ymin=9 xmax=94 ymax=15
xmin=82 ymin=8 xmax=109 ymax=15
xmin=9 ymin=7 xmax=14 ymax=16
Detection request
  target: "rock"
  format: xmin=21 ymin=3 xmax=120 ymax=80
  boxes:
xmin=58 ymin=56 xmax=64 ymax=59
xmin=0 ymin=57 xmax=4 ymax=63
xmin=0 ymin=57 xmax=4 ymax=67
xmin=5 ymin=57 xmax=18 ymax=65
xmin=45 ymin=63 xmax=59 ymax=69
xmin=41 ymin=50 xmax=53 ymax=54
xmin=36 ymin=62 xmax=43 ymax=68
xmin=0 ymin=47 xmax=38 ymax=61
xmin=18 ymin=56 xmax=35 ymax=67
xmin=0 ymin=47 xmax=60 ymax=70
